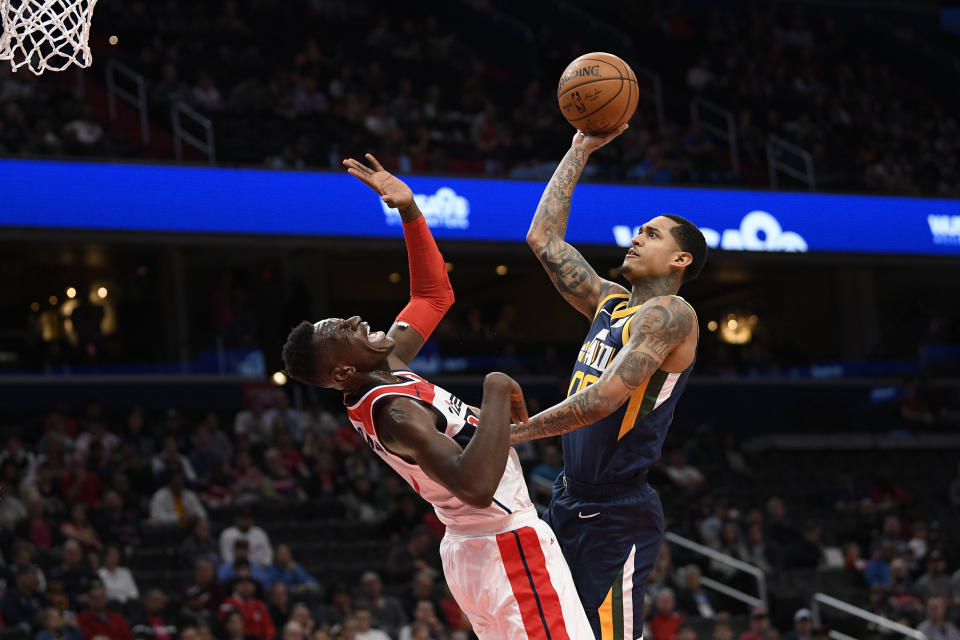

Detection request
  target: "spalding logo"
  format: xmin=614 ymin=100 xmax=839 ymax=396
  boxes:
xmin=382 ymin=187 xmax=470 ymax=229
xmin=559 ymin=64 xmax=601 ymax=90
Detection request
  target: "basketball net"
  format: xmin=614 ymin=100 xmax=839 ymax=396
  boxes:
xmin=0 ymin=0 xmax=97 ymax=75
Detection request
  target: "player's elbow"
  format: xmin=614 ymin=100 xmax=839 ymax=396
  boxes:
xmin=526 ymin=230 xmax=546 ymax=250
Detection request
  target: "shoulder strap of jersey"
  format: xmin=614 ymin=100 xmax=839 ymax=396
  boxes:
xmin=593 ymin=292 xmax=630 ymax=320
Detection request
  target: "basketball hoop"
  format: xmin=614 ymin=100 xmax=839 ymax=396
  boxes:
xmin=0 ymin=0 xmax=98 ymax=75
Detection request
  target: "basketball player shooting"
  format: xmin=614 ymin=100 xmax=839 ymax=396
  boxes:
xmin=511 ymin=128 xmax=708 ymax=640
xmin=281 ymin=154 xmax=592 ymax=639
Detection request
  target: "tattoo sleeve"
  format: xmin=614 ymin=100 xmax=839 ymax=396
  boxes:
xmin=528 ymin=147 xmax=624 ymax=317
xmin=510 ymin=296 xmax=695 ymax=444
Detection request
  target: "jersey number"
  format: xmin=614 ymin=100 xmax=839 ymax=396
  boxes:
xmin=567 ymin=370 xmax=599 ymax=397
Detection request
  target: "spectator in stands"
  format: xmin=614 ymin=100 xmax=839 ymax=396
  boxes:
xmin=60 ymin=504 xmax=103 ymax=552
xmin=221 ymin=610 xmax=248 ymax=640
xmin=219 ymin=575 xmax=275 ymax=640
xmin=151 ymin=437 xmax=197 ymax=486
xmin=351 ymin=607 xmax=388 ymax=640
xmin=61 ymin=107 xmax=104 ymax=153
xmin=19 ymin=494 xmax=54 ymax=550
xmin=786 ymin=521 xmax=823 ymax=569
xmin=676 ymin=565 xmax=716 ymax=620
xmin=148 ymin=472 xmax=207 ymax=528
xmin=282 ymin=620 xmax=306 ymax=640
xmin=949 ymin=462 xmax=960 ymax=507
xmin=917 ymin=595 xmax=960 ymax=640
xmin=131 ymin=589 xmax=177 ymax=640
xmin=649 ymin=588 xmax=684 ymax=640
xmin=665 ymin=450 xmax=706 ymax=490
xmin=864 ymin=541 xmax=896 ymax=587
xmin=60 ymin=541 xmax=95 ymax=605
xmin=915 ymin=551 xmax=952 ymax=602
xmin=191 ymin=73 xmax=225 ymax=113
xmin=1 ymin=436 xmax=36 ymax=480
xmin=386 ymin=528 xmax=436 ymax=585
xmin=181 ymin=559 xmax=223 ymax=616
xmin=355 ymin=571 xmax=405 ymax=638
xmin=262 ymin=449 xmax=308 ymax=504
xmin=179 ymin=518 xmax=219 ymax=567
xmin=889 ymin=558 xmax=923 ymax=620
xmin=234 ymin=396 xmax=270 ymax=449
xmin=264 ymin=392 xmax=303 ymax=443
xmin=712 ymin=620 xmax=734 ymax=640
xmin=739 ymin=608 xmax=771 ymax=640
xmin=289 ymin=604 xmax=315 ymax=638
xmin=265 ymin=544 xmax=317 ymax=592
xmin=177 ymin=585 xmax=216 ymax=632
xmin=201 ymin=460 xmax=237 ymax=510
xmin=44 ymin=568 xmax=73 ymax=614
xmin=75 ymin=421 xmax=120 ymax=458
xmin=220 ymin=507 xmax=273 ymax=567
xmin=95 ymin=491 xmax=140 ymax=552
xmin=218 ymin=550 xmax=271 ymax=589
xmin=783 ymin=609 xmax=813 ymax=640
xmin=36 ymin=607 xmax=84 ymax=640
xmin=77 ymin=585 xmax=132 ymax=640
xmin=397 ymin=601 xmax=444 ymax=640
xmin=267 ymin=582 xmax=290 ymax=631
xmin=677 ymin=623 xmax=699 ymax=640
xmin=97 ymin=546 xmax=139 ymax=605
xmin=59 ymin=453 xmax=103 ymax=507
xmin=189 ymin=424 xmax=225 ymax=484
xmin=709 ymin=521 xmax=746 ymax=579
xmin=1 ymin=563 xmax=47 ymax=630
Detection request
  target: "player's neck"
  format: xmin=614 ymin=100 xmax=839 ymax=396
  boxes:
xmin=341 ymin=365 xmax=401 ymax=397
xmin=627 ymin=274 xmax=680 ymax=308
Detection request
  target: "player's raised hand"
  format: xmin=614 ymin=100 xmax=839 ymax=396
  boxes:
xmin=571 ymin=123 xmax=629 ymax=154
xmin=503 ymin=375 xmax=530 ymax=426
xmin=343 ymin=153 xmax=415 ymax=210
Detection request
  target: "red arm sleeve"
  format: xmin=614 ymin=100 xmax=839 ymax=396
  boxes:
xmin=395 ymin=215 xmax=455 ymax=340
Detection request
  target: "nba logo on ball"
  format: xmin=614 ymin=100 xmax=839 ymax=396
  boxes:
xmin=557 ymin=52 xmax=639 ymax=135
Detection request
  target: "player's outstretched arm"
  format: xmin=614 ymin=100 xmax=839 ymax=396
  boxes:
xmin=377 ymin=373 xmax=528 ymax=508
xmin=527 ymin=126 xmax=630 ymax=319
xmin=510 ymin=296 xmax=694 ymax=444
xmin=344 ymin=154 xmax=454 ymax=365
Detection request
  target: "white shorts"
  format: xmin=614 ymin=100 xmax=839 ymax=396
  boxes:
xmin=440 ymin=509 xmax=593 ymax=640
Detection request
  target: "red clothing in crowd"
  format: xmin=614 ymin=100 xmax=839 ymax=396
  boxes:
xmin=219 ymin=596 xmax=275 ymax=640
xmin=59 ymin=471 xmax=103 ymax=506
xmin=78 ymin=609 xmax=133 ymax=640
xmin=649 ymin=612 xmax=684 ymax=640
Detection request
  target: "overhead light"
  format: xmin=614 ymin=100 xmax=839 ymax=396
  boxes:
xmin=272 ymin=371 xmax=288 ymax=386
xmin=66 ymin=287 xmax=77 ymax=299
xmin=495 ymin=265 xmax=508 ymax=276
xmin=388 ymin=272 xmax=401 ymax=283
xmin=707 ymin=320 xmax=718 ymax=332
xmin=719 ymin=313 xmax=754 ymax=345
xmin=48 ymin=295 xmax=58 ymax=305
xmin=30 ymin=302 xmax=40 ymax=312
xmin=445 ymin=262 xmax=454 ymax=273
xmin=97 ymin=287 xmax=108 ymax=299
xmin=108 ymin=35 xmax=118 ymax=45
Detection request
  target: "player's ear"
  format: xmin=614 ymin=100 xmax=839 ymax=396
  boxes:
xmin=330 ymin=364 xmax=356 ymax=384
xmin=672 ymin=251 xmax=693 ymax=270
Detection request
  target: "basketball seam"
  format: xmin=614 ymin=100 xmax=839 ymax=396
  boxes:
xmin=563 ymin=78 xmax=631 ymax=123
xmin=613 ymin=59 xmax=636 ymax=127
xmin=557 ymin=76 xmax=637 ymax=99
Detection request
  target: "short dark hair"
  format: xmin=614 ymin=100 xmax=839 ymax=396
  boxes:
xmin=282 ymin=321 xmax=319 ymax=384
xmin=662 ymin=214 xmax=707 ymax=282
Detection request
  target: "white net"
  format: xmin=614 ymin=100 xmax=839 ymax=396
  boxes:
xmin=0 ymin=0 xmax=98 ymax=75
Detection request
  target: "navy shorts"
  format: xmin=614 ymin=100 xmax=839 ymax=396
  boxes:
xmin=543 ymin=473 xmax=665 ymax=640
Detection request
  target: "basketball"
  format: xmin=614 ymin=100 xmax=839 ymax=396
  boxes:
xmin=557 ymin=52 xmax=639 ymax=135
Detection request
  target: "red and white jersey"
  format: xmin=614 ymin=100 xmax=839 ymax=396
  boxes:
xmin=344 ymin=370 xmax=533 ymax=526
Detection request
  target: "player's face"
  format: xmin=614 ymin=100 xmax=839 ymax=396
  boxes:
xmin=313 ymin=316 xmax=395 ymax=385
xmin=619 ymin=216 xmax=686 ymax=280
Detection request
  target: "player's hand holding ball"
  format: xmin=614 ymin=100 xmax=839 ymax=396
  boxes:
xmin=343 ymin=153 xmax=415 ymax=210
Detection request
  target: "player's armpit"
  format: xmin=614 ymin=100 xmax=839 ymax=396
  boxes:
xmin=531 ymin=236 xmax=627 ymax=319
xmin=509 ymin=296 xmax=695 ymax=444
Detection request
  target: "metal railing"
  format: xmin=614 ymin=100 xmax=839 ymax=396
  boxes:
xmin=105 ymin=59 xmax=149 ymax=146
xmin=767 ymin=135 xmax=815 ymax=190
xmin=635 ymin=64 xmax=666 ymax=125
xmin=811 ymin=593 xmax=926 ymax=640
xmin=690 ymin=97 xmax=739 ymax=175
xmin=664 ymin=532 xmax=768 ymax=609
xmin=172 ymin=102 xmax=216 ymax=164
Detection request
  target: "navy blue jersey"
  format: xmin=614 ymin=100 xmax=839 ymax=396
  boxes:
xmin=562 ymin=293 xmax=695 ymax=485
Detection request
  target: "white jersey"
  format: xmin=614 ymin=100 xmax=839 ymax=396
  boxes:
xmin=344 ymin=370 xmax=532 ymax=526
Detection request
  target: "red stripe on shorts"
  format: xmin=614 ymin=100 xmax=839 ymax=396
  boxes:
xmin=496 ymin=527 xmax=570 ymax=640
xmin=515 ymin=526 xmax=570 ymax=640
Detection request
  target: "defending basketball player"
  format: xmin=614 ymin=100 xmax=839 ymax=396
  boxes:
xmin=281 ymin=154 xmax=592 ymax=639
xmin=511 ymin=127 xmax=708 ymax=640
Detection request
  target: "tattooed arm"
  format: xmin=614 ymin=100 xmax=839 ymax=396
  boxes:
xmin=527 ymin=126 xmax=630 ymax=318
xmin=510 ymin=296 xmax=696 ymax=443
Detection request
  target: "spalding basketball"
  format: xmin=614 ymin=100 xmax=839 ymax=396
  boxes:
xmin=557 ymin=52 xmax=639 ymax=135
